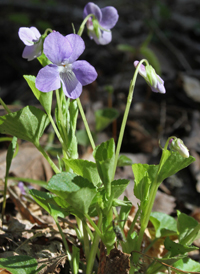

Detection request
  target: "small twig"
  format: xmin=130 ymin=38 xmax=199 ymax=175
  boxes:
xmin=37 ymin=254 xmax=68 ymax=274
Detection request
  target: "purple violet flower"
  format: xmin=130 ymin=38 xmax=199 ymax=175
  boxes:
xmin=134 ymin=61 xmax=166 ymax=94
xmin=18 ymin=27 xmax=42 ymax=61
xmin=83 ymin=2 xmax=119 ymax=45
xmin=35 ymin=31 xmax=98 ymax=99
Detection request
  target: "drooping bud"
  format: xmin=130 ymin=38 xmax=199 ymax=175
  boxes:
xmin=134 ymin=61 xmax=166 ymax=94
xmin=169 ymin=138 xmax=189 ymax=158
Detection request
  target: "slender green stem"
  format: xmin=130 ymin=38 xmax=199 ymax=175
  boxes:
xmin=76 ymin=98 xmax=96 ymax=150
xmin=127 ymin=205 xmax=142 ymax=238
xmin=136 ymin=182 xmax=158 ymax=252
xmin=112 ymin=207 xmax=119 ymax=220
xmin=78 ymin=13 xmax=95 ymax=36
xmin=2 ymin=137 xmax=17 ymax=221
xmin=83 ymin=220 xmax=90 ymax=263
xmin=144 ymin=238 xmax=158 ymax=253
xmin=83 ymin=221 xmax=94 ymax=241
xmin=112 ymin=59 xmax=149 ymax=180
xmin=44 ymin=28 xmax=53 ymax=35
xmin=55 ymin=219 xmax=72 ymax=269
xmin=36 ymin=143 xmax=60 ymax=174
xmin=56 ymin=90 xmax=69 ymax=147
xmin=76 ymin=216 xmax=84 ymax=240
xmin=86 ymin=213 xmax=102 ymax=274
xmin=47 ymin=113 xmax=64 ymax=148
xmin=85 ymin=213 xmax=102 ymax=237
xmin=2 ymin=177 xmax=8 ymax=220
xmin=47 ymin=115 xmax=70 ymax=170
xmin=0 ymin=98 xmax=11 ymax=114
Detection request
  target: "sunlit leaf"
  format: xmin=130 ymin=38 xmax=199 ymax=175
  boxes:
xmin=0 ymin=106 xmax=50 ymax=146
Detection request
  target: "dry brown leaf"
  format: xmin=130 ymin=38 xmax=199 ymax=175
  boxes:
xmin=0 ymin=142 xmax=53 ymax=182
xmin=38 ymin=255 xmax=68 ymax=274
xmin=8 ymin=186 xmax=47 ymax=226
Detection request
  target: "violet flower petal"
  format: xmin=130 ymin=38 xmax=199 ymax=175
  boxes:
xmin=43 ymin=32 xmax=72 ymax=65
xmin=60 ymin=71 xmax=82 ymax=99
xmin=72 ymin=60 xmax=98 ymax=86
xmin=62 ymin=81 xmax=82 ymax=99
xmin=155 ymin=76 xmax=166 ymax=94
xmin=83 ymin=2 xmax=102 ymax=21
xmin=22 ymin=40 xmax=42 ymax=61
xmin=134 ymin=61 xmax=147 ymax=78
xmin=30 ymin=27 xmax=41 ymax=40
xmin=65 ymin=34 xmax=85 ymax=63
xmin=100 ymin=7 xmax=119 ymax=29
xmin=18 ymin=27 xmax=41 ymax=46
xmin=94 ymin=30 xmax=112 ymax=45
xmin=36 ymin=64 xmax=61 ymax=92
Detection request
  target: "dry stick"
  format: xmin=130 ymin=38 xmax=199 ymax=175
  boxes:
xmin=132 ymin=250 xmax=200 ymax=274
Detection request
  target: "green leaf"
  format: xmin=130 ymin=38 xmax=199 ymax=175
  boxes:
xmin=67 ymin=187 xmax=97 ymax=215
xmin=111 ymin=179 xmax=130 ymax=199
xmin=150 ymin=212 xmax=177 ymax=238
xmin=132 ymin=163 xmax=158 ymax=201
xmin=47 ymin=172 xmax=97 ymax=214
xmin=157 ymin=150 xmax=195 ymax=183
xmin=177 ymin=211 xmax=200 ymax=245
xmin=30 ymin=189 xmax=70 ymax=220
xmin=95 ymin=108 xmax=119 ymax=132
xmin=112 ymin=198 xmax=132 ymax=207
xmin=119 ymin=196 xmax=132 ymax=229
xmin=0 ymin=255 xmax=38 ymax=274
xmin=6 ymin=137 xmax=18 ymax=177
xmin=24 ymin=75 xmax=53 ymax=115
xmin=88 ymin=191 xmax=102 ymax=217
xmin=117 ymin=155 xmax=133 ymax=167
xmin=63 ymin=159 xmax=101 ymax=186
xmin=47 ymin=172 xmax=88 ymax=198
xmin=173 ymin=257 xmax=200 ymax=273
xmin=164 ymin=237 xmax=198 ymax=257
xmin=0 ymin=106 xmax=50 ymax=146
xmin=72 ymin=245 xmax=80 ymax=274
xmin=93 ymin=138 xmax=115 ymax=191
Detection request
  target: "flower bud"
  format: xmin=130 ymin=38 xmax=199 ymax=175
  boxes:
xmin=169 ymin=138 xmax=189 ymax=158
xmin=134 ymin=61 xmax=166 ymax=94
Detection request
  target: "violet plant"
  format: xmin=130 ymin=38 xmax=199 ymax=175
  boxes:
xmin=0 ymin=2 xmax=200 ymax=274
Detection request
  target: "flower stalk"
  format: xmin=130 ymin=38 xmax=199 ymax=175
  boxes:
xmin=112 ymin=59 xmax=149 ymax=180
